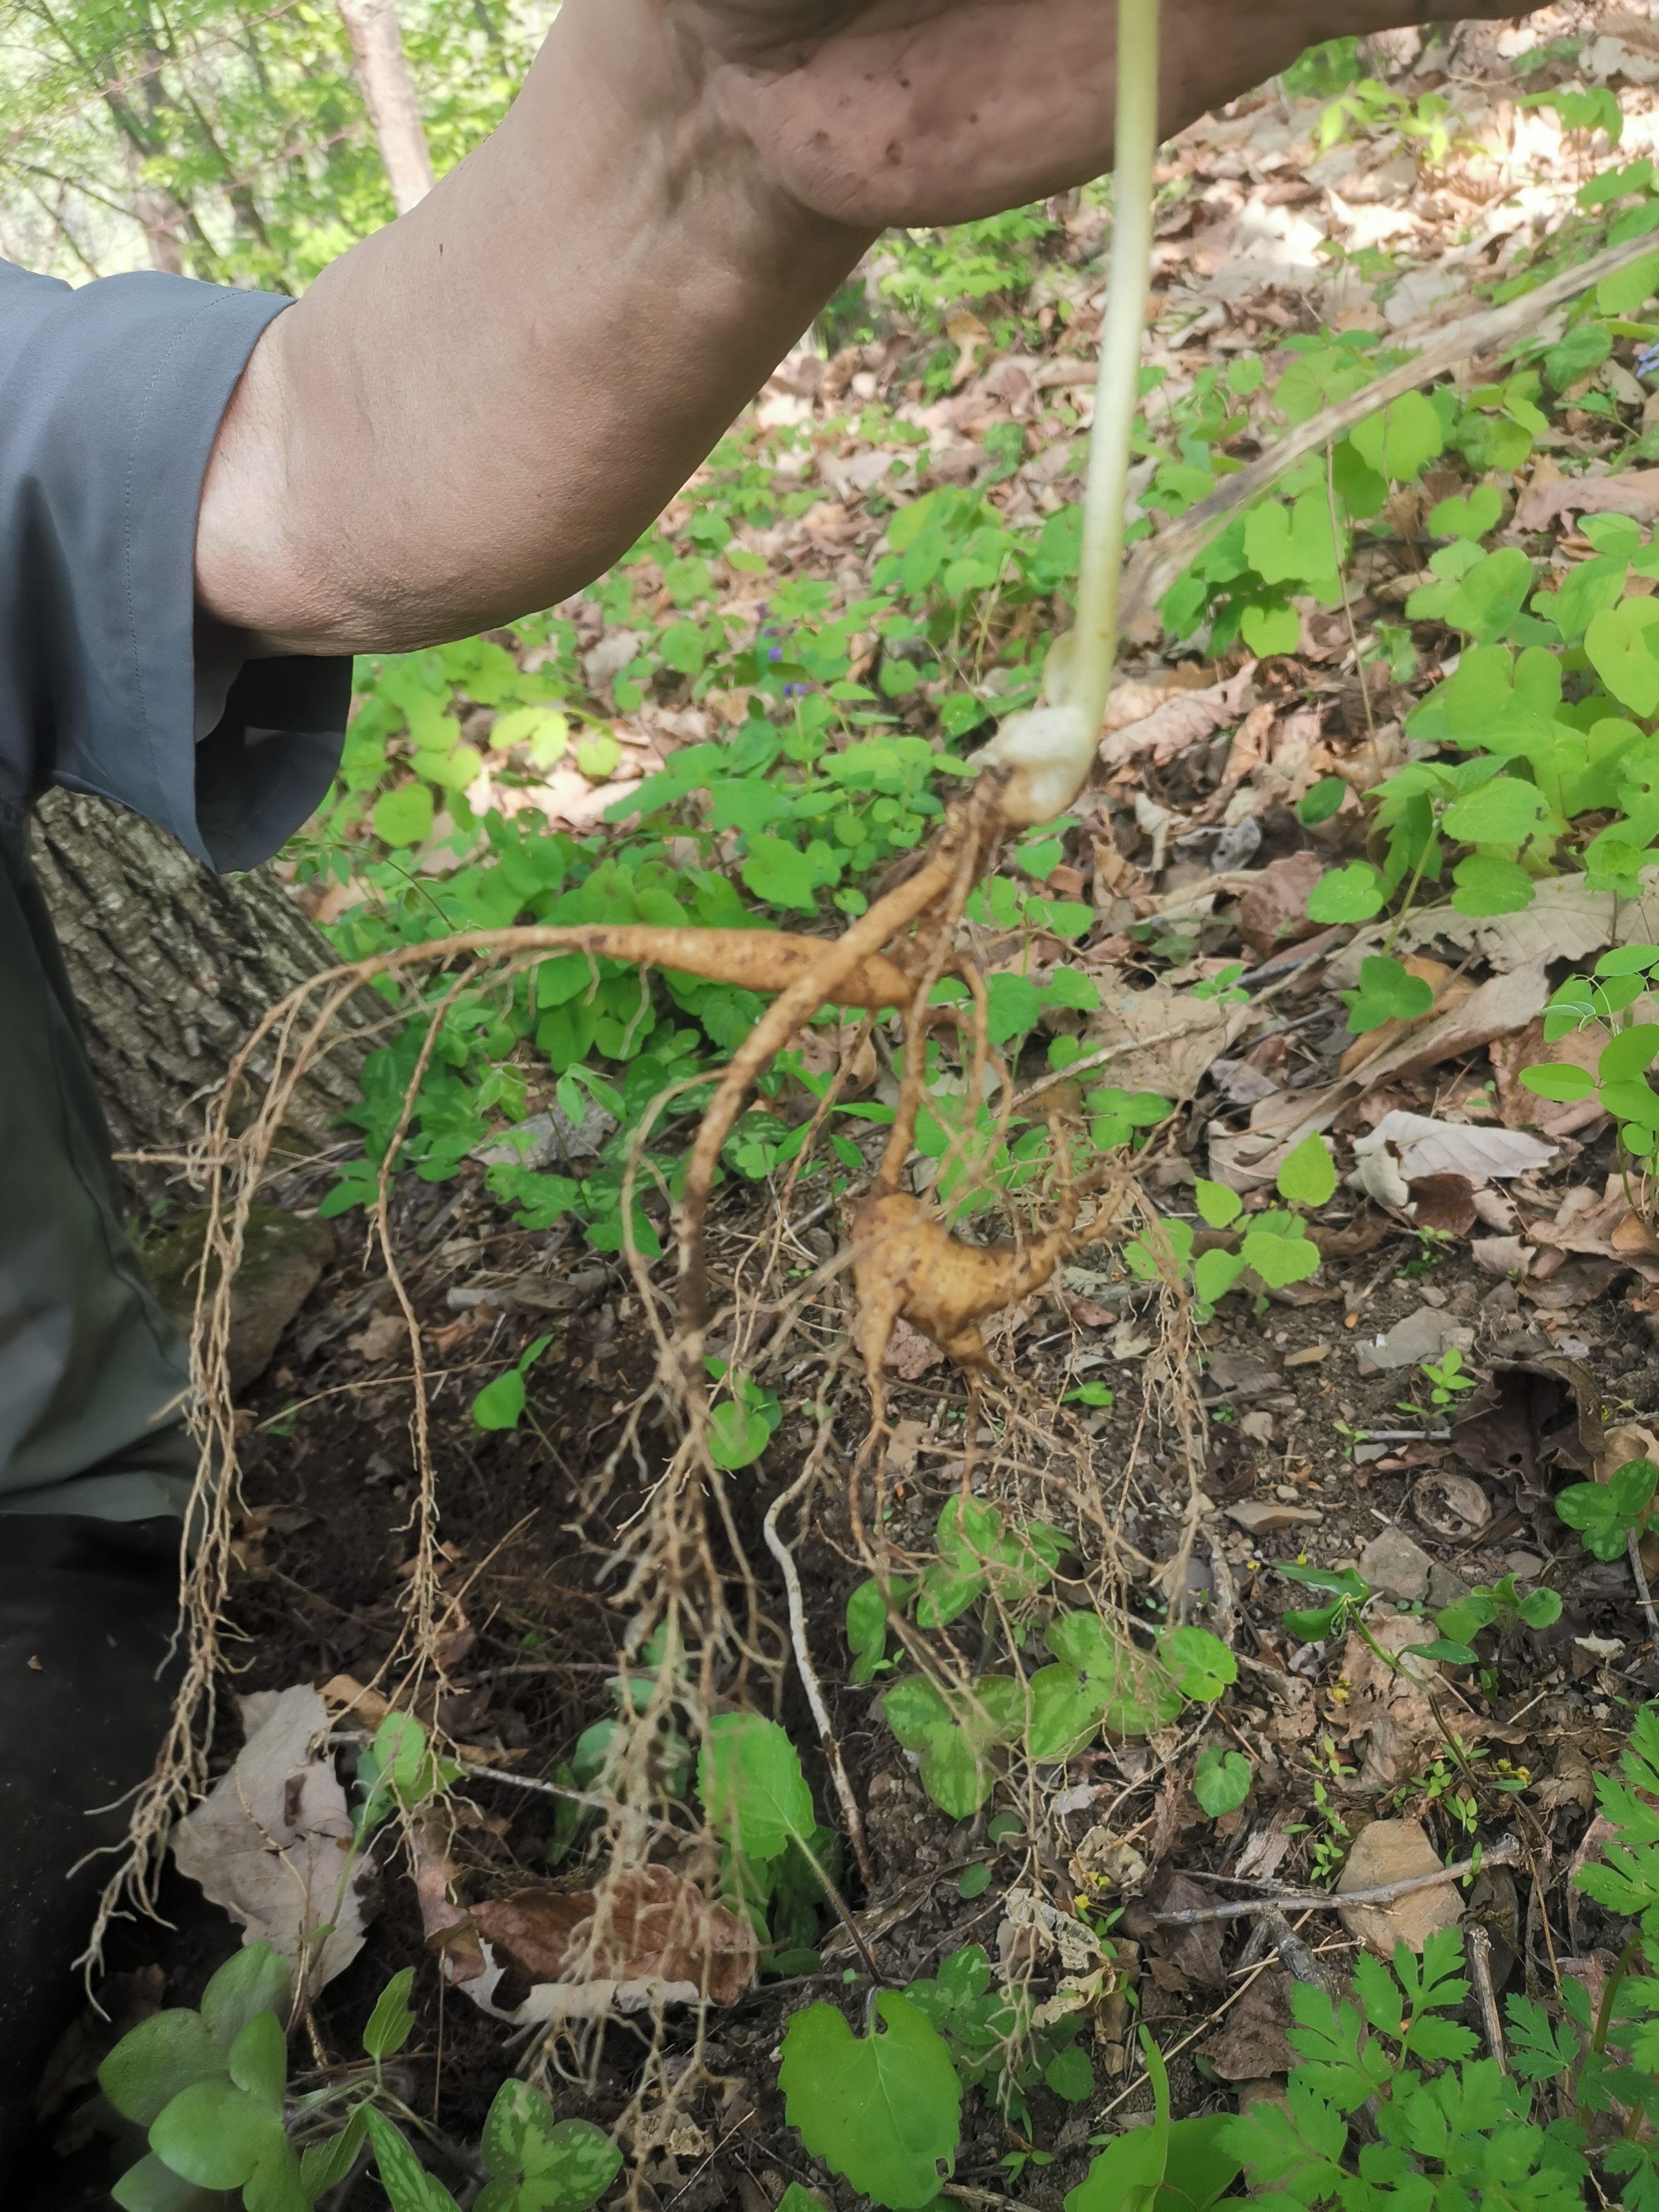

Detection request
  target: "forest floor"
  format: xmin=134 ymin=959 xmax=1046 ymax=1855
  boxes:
xmin=32 ymin=7 xmax=1659 ymax=2208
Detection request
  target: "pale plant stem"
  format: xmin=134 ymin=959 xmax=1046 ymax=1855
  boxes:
xmin=1628 ymin=1527 xmax=1659 ymax=1642
xmin=761 ymin=1401 xmax=876 ymax=1889
xmin=1068 ymin=0 xmax=1160 ymax=738
xmin=1325 ymin=440 xmax=1379 ymax=766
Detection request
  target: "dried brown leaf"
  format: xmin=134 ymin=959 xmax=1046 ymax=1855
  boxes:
xmin=1203 ymin=1971 xmax=1296 ymax=2080
xmin=1236 ymin=853 xmax=1326 ymax=959
xmin=468 ymin=1864 xmax=756 ymax=2022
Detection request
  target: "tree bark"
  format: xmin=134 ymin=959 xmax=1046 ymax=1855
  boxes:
xmin=30 ymin=790 xmax=368 ymax=1212
xmin=336 ymin=0 xmax=436 ymax=216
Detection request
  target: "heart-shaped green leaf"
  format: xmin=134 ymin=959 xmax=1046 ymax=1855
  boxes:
xmin=697 ymin=1713 xmax=813 ymax=1862
xmin=780 ymin=1993 xmax=961 ymax=2209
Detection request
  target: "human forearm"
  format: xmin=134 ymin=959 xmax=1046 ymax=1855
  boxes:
xmin=197 ymin=0 xmax=1546 ymax=659
xmin=194 ymin=0 xmax=872 ymax=655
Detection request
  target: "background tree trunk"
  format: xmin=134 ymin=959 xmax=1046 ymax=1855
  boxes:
xmin=336 ymin=0 xmax=435 ymax=216
xmin=31 ymin=790 xmax=369 ymax=1213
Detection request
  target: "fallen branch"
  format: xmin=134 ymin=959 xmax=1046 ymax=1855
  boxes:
xmin=1151 ymin=1834 xmax=1519 ymax=1922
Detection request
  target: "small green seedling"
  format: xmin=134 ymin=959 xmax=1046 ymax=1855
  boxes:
xmin=1192 ymin=1744 xmax=1253 ymax=1818
xmin=1065 ymin=1379 xmax=1116 ymax=1408
xmin=1284 ymin=1768 xmax=1354 ymax=1890
xmin=846 ymin=1574 xmax=915 ymax=1685
xmin=353 ymin=1710 xmax=462 ymax=1840
xmin=1340 ymin=953 xmax=1434 ymax=1036
xmin=1192 ymin=962 xmax=1249 ymax=1005
xmin=1278 ymin=1563 xmax=1370 ymax=1643
xmin=472 ymin=1331 xmax=554 ymax=1430
xmin=1418 ymin=1344 xmax=1479 ymax=1406
xmin=1409 ymin=1573 xmax=1563 ymax=1666
xmin=1181 ymin=1133 xmax=1336 ymax=1311
xmin=1521 ymin=953 xmax=1659 ymax=1168
xmin=1556 ymin=1456 xmax=1659 ymax=1560
xmin=703 ymin=1356 xmax=783 ymax=1469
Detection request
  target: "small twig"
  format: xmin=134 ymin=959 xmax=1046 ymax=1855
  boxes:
xmin=1627 ymin=1528 xmax=1659 ymax=1643
xmin=1010 ymin=1016 xmax=1218 ymax=1113
xmin=1151 ymin=1835 xmax=1519 ymax=1923
xmin=452 ymin=1762 xmax=614 ymax=1812
xmin=1466 ymin=1924 xmax=1507 ymax=2074
xmin=1258 ymin=1905 xmax=1345 ymax=1993
xmin=943 ymin=2189 xmax=1045 ymax=2212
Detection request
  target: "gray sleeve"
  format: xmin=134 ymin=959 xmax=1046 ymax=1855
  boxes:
xmin=0 ymin=261 xmax=352 ymax=873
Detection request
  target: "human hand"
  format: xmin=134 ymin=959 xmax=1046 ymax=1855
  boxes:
xmin=679 ymin=0 xmax=1540 ymax=227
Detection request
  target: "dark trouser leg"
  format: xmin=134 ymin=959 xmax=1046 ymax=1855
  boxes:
xmin=0 ymin=821 xmax=198 ymax=2141
xmin=0 ymin=1517 xmax=182 ymax=2148
xmin=0 ymin=819 xmax=195 ymax=1519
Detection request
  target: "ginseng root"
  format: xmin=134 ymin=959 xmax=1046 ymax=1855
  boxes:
xmin=847 ymin=1187 xmax=1081 ymax=1431
xmin=292 ymin=923 xmax=920 ymax=1016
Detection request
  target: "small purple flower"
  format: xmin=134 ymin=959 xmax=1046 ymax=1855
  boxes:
xmin=1637 ymin=341 xmax=1659 ymax=384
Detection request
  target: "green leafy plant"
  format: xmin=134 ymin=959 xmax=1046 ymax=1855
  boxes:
xmin=1183 ymin=1133 xmax=1336 ymax=1312
xmin=703 ymin=1357 xmax=784 ymax=1470
xmin=1520 ymin=83 xmax=1626 ymax=152
xmin=1555 ymin=1455 xmax=1659 ymax=1560
xmin=102 ymin=1943 xmax=304 ymax=2212
xmin=1065 ymin=1379 xmax=1117 ymax=1408
xmin=363 ymin=2084 xmax=622 ymax=2212
xmin=1071 ymin=2030 xmax=1242 ymax=2211
xmin=880 ymin=1670 xmax=1026 ymax=1817
xmin=473 ymin=1331 xmax=555 ymax=1430
xmin=100 ymin=1941 xmax=604 ymax=2212
xmin=1192 ymin=1744 xmax=1253 ymax=1818
xmin=1410 ymin=1572 xmax=1563 ymax=1666
xmin=874 ymin=1582 xmax=1236 ymax=1815
xmin=1521 ymin=949 xmax=1659 ymax=1170
xmin=1340 ymin=954 xmax=1435 ymax=1036
xmin=906 ymin=1942 xmax=1096 ymax=2131
xmin=1417 ymin=1344 xmax=1479 ymax=1408
xmin=1277 ymin=1563 xmax=1370 ymax=1644
xmin=779 ymin=1991 xmax=962 ymax=2209
xmin=697 ymin=1713 xmax=845 ymax=1965
xmin=353 ymin=1709 xmax=462 ymax=1841
xmin=913 ymin=1493 xmax=1068 ymax=1632
xmin=1223 ymin=1926 xmax=1588 ymax=2208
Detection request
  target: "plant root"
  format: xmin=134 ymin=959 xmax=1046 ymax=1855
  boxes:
xmin=761 ymin=1386 xmax=876 ymax=1889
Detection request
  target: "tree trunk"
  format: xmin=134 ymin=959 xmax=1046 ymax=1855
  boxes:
xmin=337 ymin=0 xmax=435 ymax=216
xmin=31 ymin=790 xmax=368 ymax=1212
